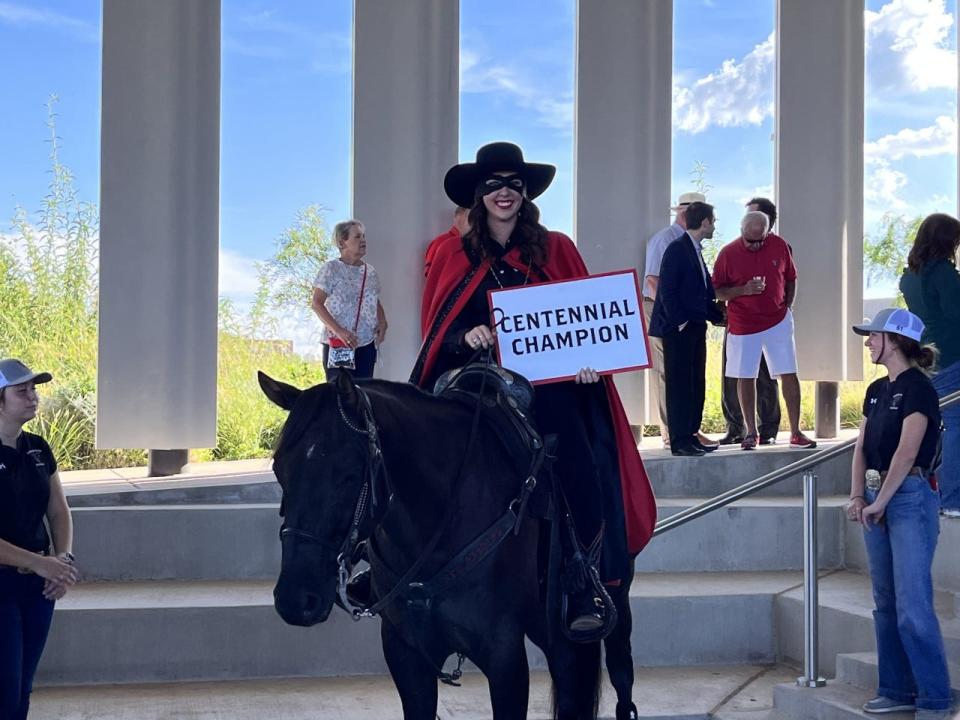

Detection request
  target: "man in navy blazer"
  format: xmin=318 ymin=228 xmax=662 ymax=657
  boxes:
xmin=649 ymin=202 xmax=724 ymax=456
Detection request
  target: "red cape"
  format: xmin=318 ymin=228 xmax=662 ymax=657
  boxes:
xmin=413 ymin=231 xmax=657 ymax=554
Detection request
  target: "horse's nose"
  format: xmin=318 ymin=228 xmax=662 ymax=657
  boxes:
xmin=274 ymin=587 xmax=330 ymax=626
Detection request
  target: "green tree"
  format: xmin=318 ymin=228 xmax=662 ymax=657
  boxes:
xmin=249 ymin=204 xmax=335 ymax=337
xmin=863 ymin=213 xmax=922 ymax=292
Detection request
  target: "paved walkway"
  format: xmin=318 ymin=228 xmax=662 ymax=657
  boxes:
xmin=32 ymin=665 xmax=794 ymax=719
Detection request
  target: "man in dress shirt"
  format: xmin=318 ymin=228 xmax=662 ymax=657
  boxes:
xmin=649 ymin=202 xmax=724 ymax=457
xmin=643 ymin=191 xmax=714 ymax=449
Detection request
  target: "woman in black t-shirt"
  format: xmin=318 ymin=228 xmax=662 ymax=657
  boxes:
xmin=0 ymin=359 xmax=78 ymax=720
xmin=847 ymin=310 xmax=952 ymax=718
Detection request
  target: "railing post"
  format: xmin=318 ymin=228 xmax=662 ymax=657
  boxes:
xmin=797 ymin=470 xmax=826 ymax=688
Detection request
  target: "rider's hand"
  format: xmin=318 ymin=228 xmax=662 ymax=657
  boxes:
xmin=464 ymin=325 xmax=495 ymax=351
xmin=575 ymin=368 xmax=601 ymax=384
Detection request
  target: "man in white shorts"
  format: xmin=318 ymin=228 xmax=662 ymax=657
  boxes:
xmin=712 ymin=211 xmax=816 ymax=450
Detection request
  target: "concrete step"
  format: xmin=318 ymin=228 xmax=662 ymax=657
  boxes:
xmin=36 ymin=572 xmax=804 ymax=685
xmin=775 ymin=571 xmax=960 ymax=678
xmin=63 ymin=444 xmax=849 ymax=508
xmin=843 ymin=513 xmax=960 ymax=594
xmin=644 ymin=498 xmax=846 ymax=573
xmin=32 ymin=664 xmax=795 ymax=719
xmin=72 ymin=499 xmax=848 ymax=581
xmin=835 ymin=652 xmax=960 ymax=700
xmin=772 ymin=680 xmax=906 ymax=720
xmin=643 ymin=445 xmax=850 ymax=498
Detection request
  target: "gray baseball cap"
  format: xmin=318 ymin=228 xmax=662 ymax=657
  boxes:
xmin=852 ymin=308 xmax=925 ymax=342
xmin=0 ymin=358 xmax=53 ymax=391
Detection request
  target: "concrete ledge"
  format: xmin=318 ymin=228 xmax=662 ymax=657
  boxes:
xmin=37 ymin=572 xmax=802 ymax=684
xmin=773 ymin=681 xmax=883 ymax=720
xmin=71 ymin=500 xmax=848 ymax=581
xmin=775 ymin=571 xmax=959 ymax=677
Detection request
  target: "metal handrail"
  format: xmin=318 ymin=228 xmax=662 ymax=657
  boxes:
xmin=654 ymin=388 xmax=960 ymax=537
xmin=648 ymin=387 xmax=960 ymax=688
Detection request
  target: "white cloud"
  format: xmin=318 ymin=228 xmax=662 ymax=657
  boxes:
xmin=460 ymin=48 xmax=574 ymax=132
xmin=0 ymin=2 xmax=97 ymax=42
xmin=866 ymin=0 xmax=956 ymax=93
xmin=864 ymin=160 xmax=909 ymax=211
xmin=218 ymin=249 xmax=261 ymax=299
xmin=673 ymin=0 xmax=956 ymax=135
xmin=673 ymin=33 xmax=775 ymax=134
xmin=865 ymin=115 xmax=957 ymax=161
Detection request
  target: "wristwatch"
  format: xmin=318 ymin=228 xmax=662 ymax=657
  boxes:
xmin=59 ymin=551 xmax=76 ymax=564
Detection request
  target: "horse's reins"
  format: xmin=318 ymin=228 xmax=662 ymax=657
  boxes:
xmin=284 ymin=354 xmax=544 ymax=685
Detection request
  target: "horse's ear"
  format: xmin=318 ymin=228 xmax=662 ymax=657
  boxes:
xmin=258 ymin=371 xmax=302 ymax=411
xmin=335 ymin=370 xmax=359 ymax=406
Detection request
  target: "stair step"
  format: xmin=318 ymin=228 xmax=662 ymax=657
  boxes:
xmin=775 ymin=571 xmax=960 ymax=677
xmin=836 ymin=652 xmax=960 ymax=699
xmin=643 ymin=446 xmax=850 ymax=498
xmin=72 ymin=500 xmax=848 ymax=581
xmin=773 ymin=680 xmax=907 ymax=720
xmin=33 ymin=664 xmax=791 ymax=719
xmin=37 ymin=572 xmax=802 ymax=685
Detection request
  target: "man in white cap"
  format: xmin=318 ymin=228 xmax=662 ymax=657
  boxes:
xmin=643 ymin=191 xmax=716 ymax=449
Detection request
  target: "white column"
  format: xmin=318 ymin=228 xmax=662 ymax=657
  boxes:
xmin=575 ymin=0 xmax=673 ymax=424
xmin=776 ymin=0 xmax=864 ymax=382
xmin=97 ymin=0 xmax=221 ymax=448
xmin=353 ymin=0 xmax=459 ymax=381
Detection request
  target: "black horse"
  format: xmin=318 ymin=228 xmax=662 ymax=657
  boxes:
xmin=259 ymin=370 xmax=638 ymax=719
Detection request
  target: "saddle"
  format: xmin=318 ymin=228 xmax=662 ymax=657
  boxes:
xmin=434 ymin=363 xmax=547 ymax=498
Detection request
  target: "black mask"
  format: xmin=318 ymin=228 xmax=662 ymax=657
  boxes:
xmin=477 ymin=174 xmax=526 ymax=197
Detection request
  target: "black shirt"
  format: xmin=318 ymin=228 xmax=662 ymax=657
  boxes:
xmin=0 ymin=432 xmax=56 ymax=553
xmin=862 ymin=367 xmax=940 ymax=472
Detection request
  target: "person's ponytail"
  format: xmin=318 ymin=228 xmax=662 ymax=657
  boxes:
xmin=917 ymin=345 xmax=937 ymax=371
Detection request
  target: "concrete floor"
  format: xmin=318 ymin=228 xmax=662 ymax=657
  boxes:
xmin=31 ymin=665 xmax=795 ymax=719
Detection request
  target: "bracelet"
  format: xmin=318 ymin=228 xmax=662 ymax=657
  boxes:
xmin=848 ymin=496 xmax=865 ymax=504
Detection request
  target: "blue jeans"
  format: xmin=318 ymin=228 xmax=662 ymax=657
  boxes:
xmin=933 ymin=360 xmax=960 ymax=511
xmin=0 ymin=569 xmax=55 ymax=720
xmin=864 ymin=475 xmax=951 ymax=711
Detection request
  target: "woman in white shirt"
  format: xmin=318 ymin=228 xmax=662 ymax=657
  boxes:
xmin=311 ymin=220 xmax=387 ymax=380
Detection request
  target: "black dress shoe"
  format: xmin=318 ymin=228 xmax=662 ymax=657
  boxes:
xmin=567 ymin=592 xmax=605 ymax=633
xmin=692 ymin=439 xmax=718 ymax=453
xmin=718 ymin=432 xmax=744 ymax=445
xmin=671 ymin=442 xmax=705 ymax=457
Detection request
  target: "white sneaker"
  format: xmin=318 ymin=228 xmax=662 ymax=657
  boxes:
xmin=863 ymin=696 xmax=916 ymax=714
xmin=941 ymin=508 xmax=960 ymax=519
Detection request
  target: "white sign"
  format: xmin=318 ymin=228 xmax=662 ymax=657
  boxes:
xmin=489 ymin=270 xmax=650 ymax=384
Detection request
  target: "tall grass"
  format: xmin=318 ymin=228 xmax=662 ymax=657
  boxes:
xmin=1 ymin=99 xmax=325 ymax=470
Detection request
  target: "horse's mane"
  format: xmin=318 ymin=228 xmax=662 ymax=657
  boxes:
xmin=273 ymin=379 xmax=441 ymax=458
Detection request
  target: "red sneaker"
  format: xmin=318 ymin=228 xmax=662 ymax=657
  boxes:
xmin=790 ymin=432 xmax=817 ymax=449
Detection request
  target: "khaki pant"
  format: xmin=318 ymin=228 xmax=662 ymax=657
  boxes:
xmin=643 ymin=298 xmax=668 ymax=440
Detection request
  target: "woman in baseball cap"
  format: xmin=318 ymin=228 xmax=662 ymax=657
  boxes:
xmin=0 ymin=358 xmax=78 ymax=719
xmin=844 ymin=313 xmax=953 ymax=717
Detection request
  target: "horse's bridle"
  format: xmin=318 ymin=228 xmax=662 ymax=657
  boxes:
xmin=278 ymin=388 xmax=389 ymax=619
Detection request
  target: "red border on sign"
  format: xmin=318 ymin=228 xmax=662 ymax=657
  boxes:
xmin=486 ymin=268 xmax=652 ymax=385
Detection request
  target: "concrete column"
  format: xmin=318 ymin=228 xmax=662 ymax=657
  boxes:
xmin=352 ymin=0 xmax=459 ymax=381
xmin=574 ymin=0 xmax=673 ymax=425
xmin=815 ymin=381 xmax=839 ymax=439
xmin=776 ymin=0 xmax=864 ymax=388
xmin=97 ymin=0 xmax=220 ymax=449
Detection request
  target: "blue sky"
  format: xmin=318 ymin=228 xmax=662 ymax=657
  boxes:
xmin=1 ymin=0 xmax=956 ymax=313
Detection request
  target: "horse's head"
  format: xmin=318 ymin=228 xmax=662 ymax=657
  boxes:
xmin=258 ymin=370 xmax=373 ymax=627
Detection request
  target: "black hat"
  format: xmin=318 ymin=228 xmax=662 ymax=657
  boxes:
xmin=444 ymin=142 xmax=556 ymax=209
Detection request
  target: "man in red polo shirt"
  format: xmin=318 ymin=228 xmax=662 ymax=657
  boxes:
xmin=712 ymin=210 xmax=816 ymax=450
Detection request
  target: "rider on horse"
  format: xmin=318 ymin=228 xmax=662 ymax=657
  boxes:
xmin=411 ymin=142 xmax=658 ymax=636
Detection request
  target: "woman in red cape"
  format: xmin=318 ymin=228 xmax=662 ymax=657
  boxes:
xmin=410 ymin=142 xmax=657 ymax=633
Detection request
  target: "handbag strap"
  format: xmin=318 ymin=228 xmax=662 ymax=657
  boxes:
xmin=350 ymin=263 xmax=368 ymax=333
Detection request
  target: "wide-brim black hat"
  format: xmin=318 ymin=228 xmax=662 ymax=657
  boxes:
xmin=444 ymin=142 xmax=557 ymax=209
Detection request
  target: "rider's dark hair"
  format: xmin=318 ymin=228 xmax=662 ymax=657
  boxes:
xmin=463 ymin=196 xmax=548 ymax=267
